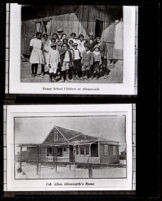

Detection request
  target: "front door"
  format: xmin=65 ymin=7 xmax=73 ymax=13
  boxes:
xmin=69 ymin=146 xmax=75 ymax=162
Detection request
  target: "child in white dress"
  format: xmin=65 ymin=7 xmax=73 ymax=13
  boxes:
xmin=48 ymin=43 xmax=60 ymax=82
xmin=29 ymin=32 xmax=44 ymax=77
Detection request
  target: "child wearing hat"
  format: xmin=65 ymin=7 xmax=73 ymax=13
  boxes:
xmin=48 ymin=42 xmax=60 ymax=82
xmin=71 ymin=43 xmax=81 ymax=80
xmin=92 ymin=46 xmax=102 ymax=79
xmin=59 ymin=43 xmax=72 ymax=82
xmin=81 ymin=45 xmax=93 ymax=80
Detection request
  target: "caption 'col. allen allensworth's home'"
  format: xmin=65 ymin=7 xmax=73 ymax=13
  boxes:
xmin=17 ymin=126 xmax=120 ymax=165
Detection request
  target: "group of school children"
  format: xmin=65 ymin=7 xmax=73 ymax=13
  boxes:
xmin=29 ymin=28 xmax=110 ymax=82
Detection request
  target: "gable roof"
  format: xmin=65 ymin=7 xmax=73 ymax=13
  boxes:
xmin=18 ymin=125 xmax=119 ymax=146
xmin=55 ymin=126 xmax=83 ymax=141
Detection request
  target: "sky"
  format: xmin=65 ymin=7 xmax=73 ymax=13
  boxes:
xmin=15 ymin=115 xmax=126 ymax=147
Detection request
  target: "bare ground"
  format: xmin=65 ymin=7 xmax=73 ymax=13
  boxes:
xmin=21 ymin=59 xmax=123 ymax=83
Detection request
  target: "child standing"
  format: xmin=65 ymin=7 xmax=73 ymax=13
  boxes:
xmin=92 ymin=46 xmax=102 ymax=79
xmin=60 ymin=43 xmax=72 ymax=82
xmin=42 ymin=33 xmax=51 ymax=77
xmin=77 ymin=34 xmax=86 ymax=58
xmin=29 ymin=32 xmax=44 ymax=77
xmin=48 ymin=43 xmax=60 ymax=82
xmin=81 ymin=45 xmax=93 ymax=80
xmin=71 ymin=43 xmax=81 ymax=80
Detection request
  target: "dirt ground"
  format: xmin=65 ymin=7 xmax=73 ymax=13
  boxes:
xmin=15 ymin=161 xmax=126 ymax=179
xmin=21 ymin=59 xmax=123 ymax=83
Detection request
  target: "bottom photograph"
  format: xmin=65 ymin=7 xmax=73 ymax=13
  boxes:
xmin=6 ymin=104 xmax=133 ymax=191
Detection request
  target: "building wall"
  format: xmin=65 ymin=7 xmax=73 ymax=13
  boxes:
xmin=21 ymin=6 xmax=123 ymax=60
xmin=42 ymin=128 xmax=67 ymax=145
xmin=100 ymin=144 xmax=119 ymax=164
xmin=21 ymin=146 xmax=39 ymax=162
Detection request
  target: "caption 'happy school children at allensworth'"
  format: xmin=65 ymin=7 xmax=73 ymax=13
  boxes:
xmin=29 ymin=29 xmax=111 ymax=82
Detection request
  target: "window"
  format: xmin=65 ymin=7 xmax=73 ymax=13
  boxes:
xmin=109 ymin=145 xmax=113 ymax=155
xmin=47 ymin=147 xmax=53 ymax=156
xmin=95 ymin=19 xmax=103 ymax=38
xmin=80 ymin=146 xmax=84 ymax=155
xmin=104 ymin=145 xmax=108 ymax=156
xmin=43 ymin=20 xmax=51 ymax=35
xmin=35 ymin=22 xmax=41 ymax=32
xmin=76 ymin=145 xmax=79 ymax=155
xmin=113 ymin=146 xmax=117 ymax=155
xmin=57 ymin=148 xmax=63 ymax=156
xmin=22 ymin=147 xmax=27 ymax=151
xmin=86 ymin=145 xmax=89 ymax=155
xmin=54 ymin=133 xmax=58 ymax=142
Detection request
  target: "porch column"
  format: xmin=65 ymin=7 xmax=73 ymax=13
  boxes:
xmin=53 ymin=146 xmax=57 ymax=172
xmin=89 ymin=144 xmax=91 ymax=157
xmin=19 ymin=145 xmax=22 ymax=169
xmin=36 ymin=145 xmax=41 ymax=176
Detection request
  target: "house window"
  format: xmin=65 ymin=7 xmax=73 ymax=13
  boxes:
xmin=35 ymin=22 xmax=41 ymax=33
xmin=109 ymin=145 xmax=113 ymax=156
xmin=104 ymin=145 xmax=109 ymax=156
xmin=86 ymin=145 xmax=89 ymax=155
xmin=54 ymin=133 xmax=58 ymax=142
xmin=95 ymin=19 xmax=103 ymax=38
xmin=76 ymin=145 xmax=79 ymax=155
xmin=57 ymin=148 xmax=63 ymax=156
xmin=47 ymin=147 xmax=53 ymax=156
xmin=80 ymin=146 xmax=84 ymax=155
xmin=43 ymin=20 xmax=51 ymax=35
xmin=113 ymin=146 xmax=117 ymax=155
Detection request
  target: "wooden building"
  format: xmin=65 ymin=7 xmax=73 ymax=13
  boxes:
xmin=17 ymin=126 xmax=120 ymax=165
xmin=21 ymin=5 xmax=123 ymax=60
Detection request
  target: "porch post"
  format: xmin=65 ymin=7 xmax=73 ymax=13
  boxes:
xmin=88 ymin=144 xmax=93 ymax=178
xmin=89 ymin=144 xmax=91 ymax=157
xmin=20 ymin=145 xmax=22 ymax=169
xmin=36 ymin=145 xmax=39 ymax=175
xmin=53 ymin=146 xmax=57 ymax=172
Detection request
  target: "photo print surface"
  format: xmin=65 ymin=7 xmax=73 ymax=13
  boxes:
xmin=6 ymin=105 xmax=133 ymax=191
xmin=21 ymin=5 xmax=123 ymax=83
xmin=14 ymin=115 xmax=126 ymax=179
xmin=9 ymin=4 xmax=136 ymax=94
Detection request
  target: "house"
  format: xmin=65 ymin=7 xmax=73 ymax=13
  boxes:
xmin=21 ymin=5 xmax=123 ymax=60
xmin=17 ymin=125 xmax=120 ymax=165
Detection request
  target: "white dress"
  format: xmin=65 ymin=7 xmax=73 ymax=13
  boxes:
xmin=49 ymin=49 xmax=60 ymax=74
xmin=29 ymin=38 xmax=44 ymax=64
xmin=42 ymin=39 xmax=51 ymax=66
xmin=77 ymin=40 xmax=86 ymax=57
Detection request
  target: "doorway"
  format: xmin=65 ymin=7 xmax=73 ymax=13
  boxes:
xmin=69 ymin=146 xmax=75 ymax=162
xmin=95 ymin=19 xmax=103 ymax=38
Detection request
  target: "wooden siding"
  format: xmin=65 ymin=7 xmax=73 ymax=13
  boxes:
xmin=70 ymin=134 xmax=97 ymax=142
xmin=100 ymin=144 xmax=119 ymax=164
xmin=21 ymin=5 xmax=123 ymax=59
xmin=42 ymin=127 xmax=67 ymax=145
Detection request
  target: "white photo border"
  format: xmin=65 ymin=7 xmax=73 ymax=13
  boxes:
xmin=9 ymin=4 xmax=136 ymax=95
xmin=6 ymin=104 xmax=133 ymax=191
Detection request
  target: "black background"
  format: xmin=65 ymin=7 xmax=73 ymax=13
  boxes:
xmin=0 ymin=0 xmax=160 ymax=200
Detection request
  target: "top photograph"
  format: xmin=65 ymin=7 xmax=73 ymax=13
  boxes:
xmin=8 ymin=4 xmax=137 ymax=95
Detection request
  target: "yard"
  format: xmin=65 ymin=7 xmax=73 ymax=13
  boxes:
xmin=15 ymin=161 xmax=126 ymax=179
xmin=21 ymin=59 xmax=123 ymax=83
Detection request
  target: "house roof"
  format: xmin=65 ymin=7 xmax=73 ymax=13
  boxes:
xmin=55 ymin=126 xmax=82 ymax=141
xmin=18 ymin=125 xmax=119 ymax=146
